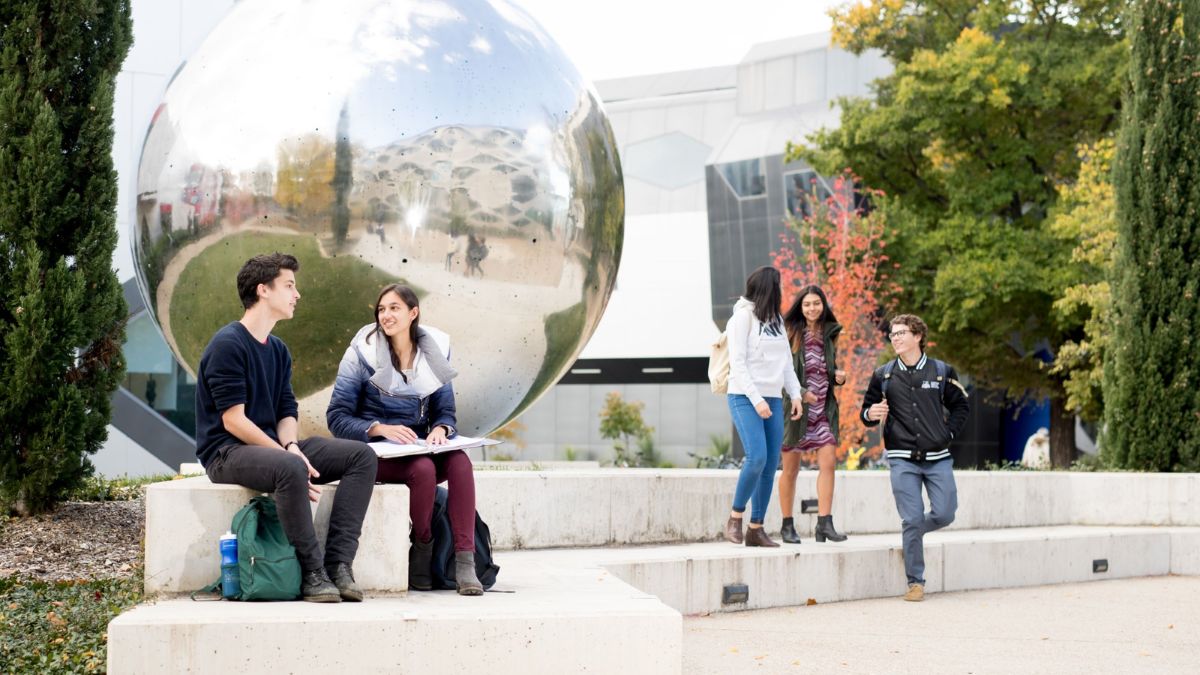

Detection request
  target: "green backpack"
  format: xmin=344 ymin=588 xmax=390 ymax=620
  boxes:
xmin=197 ymin=495 xmax=302 ymax=601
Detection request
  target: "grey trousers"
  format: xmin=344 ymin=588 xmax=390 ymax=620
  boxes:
xmin=889 ymin=457 xmax=957 ymax=585
xmin=205 ymin=437 xmax=377 ymax=572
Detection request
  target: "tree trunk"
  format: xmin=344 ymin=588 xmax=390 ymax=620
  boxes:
xmin=1049 ymin=394 xmax=1077 ymax=469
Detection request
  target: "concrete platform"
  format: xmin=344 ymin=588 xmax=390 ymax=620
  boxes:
xmin=108 ymin=553 xmax=682 ymax=674
xmin=146 ymin=471 xmax=1200 ymax=594
xmin=500 ymin=526 xmax=1200 ymax=615
xmin=683 ymin=576 xmax=1200 ymax=675
xmin=473 ymin=470 xmax=1200 ymax=551
xmin=125 ymin=470 xmax=1200 ymax=673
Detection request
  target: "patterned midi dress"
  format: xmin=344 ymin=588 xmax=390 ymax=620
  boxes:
xmin=787 ymin=329 xmax=836 ymax=452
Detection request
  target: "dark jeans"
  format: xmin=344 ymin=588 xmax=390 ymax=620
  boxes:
xmin=377 ymin=450 xmax=475 ymax=552
xmin=889 ymin=457 xmax=957 ymax=585
xmin=205 ymin=437 xmax=377 ymax=572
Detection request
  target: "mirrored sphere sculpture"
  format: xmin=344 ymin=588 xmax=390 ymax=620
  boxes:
xmin=133 ymin=0 xmax=624 ymax=437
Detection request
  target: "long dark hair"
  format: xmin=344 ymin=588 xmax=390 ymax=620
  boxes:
xmin=784 ymin=284 xmax=838 ymax=344
xmin=374 ymin=283 xmax=421 ymax=366
xmin=744 ymin=266 xmax=782 ymax=329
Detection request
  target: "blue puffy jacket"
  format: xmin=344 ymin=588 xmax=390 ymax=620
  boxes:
xmin=326 ymin=324 xmax=457 ymax=442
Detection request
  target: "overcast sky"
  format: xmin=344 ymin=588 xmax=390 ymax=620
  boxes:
xmin=511 ymin=0 xmax=844 ymax=81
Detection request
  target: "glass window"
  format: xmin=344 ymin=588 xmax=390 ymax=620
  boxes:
xmin=784 ymin=169 xmax=833 ymax=219
xmin=718 ymin=158 xmax=766 ymax=198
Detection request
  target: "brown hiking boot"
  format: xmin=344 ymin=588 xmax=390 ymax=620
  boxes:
xmin=904 ymin=583 xmax=924 ymax=602
xmin=744 ymin=526 xmax=780 ymax=548
xmin=724 ymin=516 xmax=744 ymax=544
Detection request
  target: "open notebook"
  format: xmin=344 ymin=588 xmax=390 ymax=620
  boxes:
xmin=368 ymin=434 xmax=501 ymax=459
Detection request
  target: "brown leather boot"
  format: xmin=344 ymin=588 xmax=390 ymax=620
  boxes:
xmin=724 ymin=515 xmax=744 ymax=544
xmin=744 ymin=526 xmax=780 ymax=548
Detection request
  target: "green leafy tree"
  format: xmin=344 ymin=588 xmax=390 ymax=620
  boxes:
xmin=1104 ymin=0 xmax=1200 ymax=471
xmin=598 ymin=392 xmax=652 ymax=467
xmin=0 ymin=1 xmax=132 ymax=514
xmin=802 ymin=1 xmax=1126 ymax=466
xmin=1049 ymin=140 xmax=1116 ymax=422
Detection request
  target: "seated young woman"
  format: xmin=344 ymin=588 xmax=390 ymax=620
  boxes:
xmin=326 ymin=283 xmax=482 ymax=596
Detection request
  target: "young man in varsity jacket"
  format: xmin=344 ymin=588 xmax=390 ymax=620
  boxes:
xmin=860 ymin=314 xmax=969 ymax=602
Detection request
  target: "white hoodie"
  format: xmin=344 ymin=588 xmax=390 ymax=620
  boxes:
xmin=726 ymin=297 xmax=803 ymax=407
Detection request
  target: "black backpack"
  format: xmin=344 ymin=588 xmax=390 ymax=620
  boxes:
xmin=429 ymin=486 xmax=500 ymax=590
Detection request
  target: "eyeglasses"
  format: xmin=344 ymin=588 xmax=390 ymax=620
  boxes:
xmin=888 ymin=330 xmax=912 ymax=340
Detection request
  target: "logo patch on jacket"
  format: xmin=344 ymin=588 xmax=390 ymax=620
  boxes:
xmin=921 ymin=380 xmax=939 ymax=390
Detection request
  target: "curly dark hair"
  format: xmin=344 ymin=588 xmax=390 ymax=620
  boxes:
xmin=889 ymin=313 xmax=928 ymax=351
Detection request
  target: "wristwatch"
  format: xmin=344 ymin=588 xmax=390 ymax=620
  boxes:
xmin=285 ymin=441 xmax=300 ymax=452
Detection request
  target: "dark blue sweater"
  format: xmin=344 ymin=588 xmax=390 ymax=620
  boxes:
xmin=195 ymin=322 xmax=299 ymax=468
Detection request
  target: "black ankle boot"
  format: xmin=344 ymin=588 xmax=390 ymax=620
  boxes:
xmin=780 ymin=517 xmax=802 ymax=544
xmin=814 ymin=515 xmax=848 ymax=542
xmin=409 ymin=538 xmax=434 ymax=591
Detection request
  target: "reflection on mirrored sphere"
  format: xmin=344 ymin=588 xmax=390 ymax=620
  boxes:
xmin=133 ymin=0 xmax=623 ymax=437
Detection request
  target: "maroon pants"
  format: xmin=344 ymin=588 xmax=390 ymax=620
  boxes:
xmin=377 ymin=450 xmax=476 ymax=552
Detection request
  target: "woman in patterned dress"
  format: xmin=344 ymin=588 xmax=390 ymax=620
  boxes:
xmin=778 ymin=285 xmax=849 ymax=544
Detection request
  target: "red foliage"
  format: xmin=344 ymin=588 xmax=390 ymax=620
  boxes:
xmin=773 ymin=171 xmax=897 ymax=463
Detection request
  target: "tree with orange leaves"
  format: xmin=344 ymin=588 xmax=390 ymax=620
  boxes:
xmin=773 ymin=171 xmax=897 ymax=465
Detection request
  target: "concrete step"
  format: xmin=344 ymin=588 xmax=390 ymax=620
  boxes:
xmin=112 ymin=522 xmax=1200 ymax=672
xmin=108 ymin=553 xmax=682 ymax=674
xmin=500 ymin=525 xmax=1200 ymax=615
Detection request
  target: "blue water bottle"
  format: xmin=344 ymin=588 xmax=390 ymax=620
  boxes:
xmin=219 ymin=531 xmax=240 ymax=599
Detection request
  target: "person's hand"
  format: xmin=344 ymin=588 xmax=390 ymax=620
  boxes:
xmin=285 ymin=444 xmax=322 ymax=502
xmin=427 ymin=425 xmax=448 ymax=446
xmin=869 ymin=400 xmax=890 ymax=422
xmin=373 ymin=423 xmax=419 ymax=444
xmin=789 ymin=399 xmax=803 ymax=420
xmin=835 ymin=369 xmax=847 ymax=385
xmin=802 ymin=390 xmax=819 ymax=405
xmin=754 ymin=400 xmax=772 ymax=419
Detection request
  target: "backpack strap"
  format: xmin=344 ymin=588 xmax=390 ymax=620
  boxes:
xmin=190 ymin=577 xmax=224 ymax=602
xmin=880 ymin=360 xmax=896 ymax=399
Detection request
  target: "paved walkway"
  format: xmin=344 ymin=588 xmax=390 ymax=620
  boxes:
xmin=683 ymin=575 xmax=1200 ymax=674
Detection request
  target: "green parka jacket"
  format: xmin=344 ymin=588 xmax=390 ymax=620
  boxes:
xmin=782 ymin=321 xmax=842 ymax=448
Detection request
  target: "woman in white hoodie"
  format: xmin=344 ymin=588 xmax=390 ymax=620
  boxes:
xmin=724 ymin=267 xmax=810 ymax=547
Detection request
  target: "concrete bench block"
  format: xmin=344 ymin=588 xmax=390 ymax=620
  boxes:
xmin=144 ymin=477 xmax=409 ymax=595
xmin=1169 ymin=528 xmax=1200 ymax=575
xmin=940 ymin=526 xmax=1171 ymax=592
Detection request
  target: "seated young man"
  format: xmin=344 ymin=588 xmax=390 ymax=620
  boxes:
xmin=195 ymin=252 xmax=377 ymax=603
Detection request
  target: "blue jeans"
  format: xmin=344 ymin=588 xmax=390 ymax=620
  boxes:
xmin=728 ymin=395 xmax=783 ymax=524
xmin=889 ymin=457 xmax=957 ymax=585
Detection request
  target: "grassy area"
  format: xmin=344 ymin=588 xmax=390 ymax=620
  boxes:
xmin=67 ymin=474 xmax=178 ymax=502
xmin=0 ymin=574 xmax=142 ymax=674
xmin=169 ymin=232 xmax=404 ymax=397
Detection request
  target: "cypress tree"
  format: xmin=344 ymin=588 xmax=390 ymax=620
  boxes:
xmin=331 ymin=101 xmax=351 ymax=246
xmin=0 ymin=2 xmax=132 ymax=513
xmin=1105 ymin=0 xmax=1200 ymax=470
